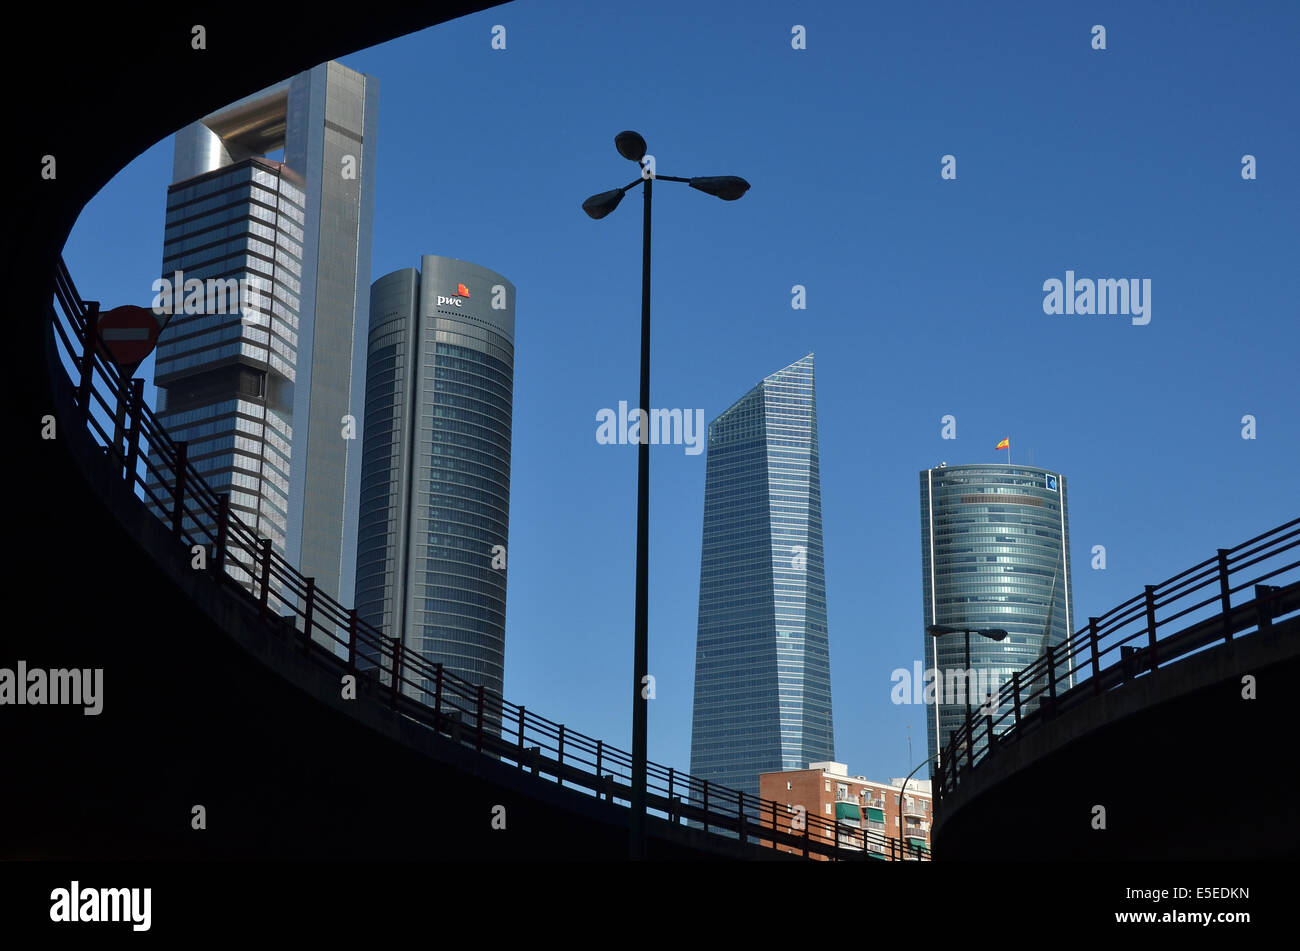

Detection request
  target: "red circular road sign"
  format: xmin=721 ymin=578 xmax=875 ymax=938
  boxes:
xmin=96 ymin=305 xmax=161 ymax=367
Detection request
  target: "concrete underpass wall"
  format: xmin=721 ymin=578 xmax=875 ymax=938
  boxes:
xmin=1 ymin=330 xmax=774 ymax=860
xmin=933 ymin=624 xmax=1300 ymax=861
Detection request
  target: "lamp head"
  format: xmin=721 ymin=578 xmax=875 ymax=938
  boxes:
xmin=615 ymin=130 xmax=648 ymax=163
xmin=582 ymin=188 xmax=626 ymax=220
xmin=689 ymin=175 xmax=751 ymax=201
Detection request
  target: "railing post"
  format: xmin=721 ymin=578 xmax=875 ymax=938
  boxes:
xmin=1144 ymin=584 xmax=1159 ymax=670
xmin=702 ymin=780 xmax=710 ymax=836
xmin=478 ymin=685 xmax=488 ymax=748
xmin=557 ymin=725 xmax=565 ymax=788
xmin=1089 ymin=616 xmax=1102 ymax=692
xmin=1217 ymin=549 xmax=1233 ymax=642
xmin=1255 ymin=584 xmax=1278 ymax=633
xmin=77 ymin=301 xmax=98 ymax=419
xmin=1045 ymin=643 xmax=1057 ymax=702
xmin=257 ymin=537 xmax=272 ymax=619
xmin=110 ymin=374 xmax=129 ymax=467
xmin=595 ymin=739 xmax=603 ymax=792
xmin=122 ymin=378 xmax=144 ymax=480
xmin=772 ymin=800 xmax=778 ymax=846
xmin=518 ymin=706 xmax=527 ymax=751
xmin=667 ymin=767 xmax=674 ymax=807
xmin=301 ymin=578 xmax=315 ymax=650
xmin=170 ymin=441 xmax=188 ymax=537
xmin=346 ymin=609 xmax=358 ymax=671
xmin=433 ymin=663 xmax=443 ymax=717
xmin=390 ymin=637 xmax=401 ymax=708
xmin=1012 ymin=670 xmax=1021 ymax=726
xmin=985 ymin=711 xmax=995 ymax=755
xmin=211 ymin=493 xmax=230 ymax=578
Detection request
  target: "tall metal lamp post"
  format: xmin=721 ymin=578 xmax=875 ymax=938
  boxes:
xmin=582 ymin=131 xmax=749 ymax=860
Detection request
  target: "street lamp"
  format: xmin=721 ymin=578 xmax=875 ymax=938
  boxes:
xmin=896 ymin=751 xmax=941 ymax=861
xmin=925 ymin=624 xmax=1008 ymax=728
xmin=583 ymin=131 xmax=749 ymax=860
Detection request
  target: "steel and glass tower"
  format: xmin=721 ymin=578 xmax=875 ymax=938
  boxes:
xmin=148 ymin=61 xmax=377 ymax=620
xmin=353 ymin=256 xmax=515 ymax=703
xmin=689 ymin=353 xmax=833 ymax=802
xmin=920 ymin=463 xmax=1074 ymax=771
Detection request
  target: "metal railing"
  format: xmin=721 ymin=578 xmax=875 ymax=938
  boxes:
xmin=46 ymin=258 xmax=926 ymax=861
xmin=935 ymin=515 xmax=1300 ymax=798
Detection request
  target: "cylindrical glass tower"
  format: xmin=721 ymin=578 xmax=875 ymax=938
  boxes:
xmin=920 ymin=463 xmax=1074 ymax=773
xmin=354 ymin=255 xmax=515 ymax=707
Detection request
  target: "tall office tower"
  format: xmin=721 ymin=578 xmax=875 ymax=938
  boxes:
xmin=353 ymin=256 xmax=515 ymax=703
xmin=689 ymin=353 xmax=833 ymax=803
xmin=920 ymin=463 xmax=1074 ymax=771
xmin=147 ymin=61 xmax=377 ymax=617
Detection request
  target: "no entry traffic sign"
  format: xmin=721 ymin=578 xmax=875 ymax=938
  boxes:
xmin=96 ymin=305 xmax=161 ymax=367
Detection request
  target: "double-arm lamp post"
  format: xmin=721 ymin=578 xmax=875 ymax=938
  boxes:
xmin=583 ymin=131 xmax=749 ymax=860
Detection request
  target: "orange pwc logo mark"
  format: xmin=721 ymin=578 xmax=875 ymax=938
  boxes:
xmin=456 ymin=283 xmax=470 ymax=298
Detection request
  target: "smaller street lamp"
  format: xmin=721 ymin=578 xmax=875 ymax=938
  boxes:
xmin=926 ymin=624 xmax=1008 ymax=727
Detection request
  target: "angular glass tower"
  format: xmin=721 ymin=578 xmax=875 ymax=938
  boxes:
xmin=920 ymin=463 xmax=1074 ymax=772
xmin=689 ymin=353 xmax=833 ymax=802
xmin=353 ymin=256 xmax=515 ymax=704
xmin=148 ymin=61 xmax=377 ymax=620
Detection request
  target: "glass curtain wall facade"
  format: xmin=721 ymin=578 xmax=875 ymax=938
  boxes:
xmin=354 ymin=256 xmax=515 ymax=708
xmin=690 ymin=353 xmax=833 ymax=803
xmin=148 ymin=159 xmax=304 ymax=588
xmin=920 ymin=463 xmax=1074 ymax=772
xmin=147 ymin=61 xmax=377 ymax=629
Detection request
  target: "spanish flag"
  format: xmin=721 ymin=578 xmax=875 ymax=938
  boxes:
xmin=995 ymin=438 xmax=1010 ymax=450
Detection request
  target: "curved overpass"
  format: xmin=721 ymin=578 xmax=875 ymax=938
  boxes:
xmin=932 ymin=522 xmax=1300 ymax=860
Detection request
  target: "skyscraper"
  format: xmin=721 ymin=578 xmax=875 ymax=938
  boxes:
xmin=353 ymin=256 xmax=515 ymax=702
xmin=148 ymin=61 xmax=377 ymax=616
xmin=920 ymin=463 xmax=1074 ymax=771
xmin=689 ymin=353 xmax=833 ymax=802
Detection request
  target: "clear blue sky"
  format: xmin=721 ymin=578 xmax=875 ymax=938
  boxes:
xmin=64 ymin=0 xmax=1299 ymax=785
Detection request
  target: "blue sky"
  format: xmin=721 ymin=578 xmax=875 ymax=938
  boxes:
xmin=64 ymin=0 xmax=1299 ymax=785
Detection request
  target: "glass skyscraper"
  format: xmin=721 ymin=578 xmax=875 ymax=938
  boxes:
xmin=148 ymin=61 xmax=377 ymax=622
xmin=689 ymin=353 xmax=834 ymax=802
xmin=353 ymin=256 xmax=515 ymax=704
xmin=920 ymin=463 xmax=1074 ymax=772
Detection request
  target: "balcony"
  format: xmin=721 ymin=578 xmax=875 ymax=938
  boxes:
xmin=902 ymin=801 xmax=927 ymax=818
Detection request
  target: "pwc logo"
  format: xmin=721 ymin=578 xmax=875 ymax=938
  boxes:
xmin=437 ymin=283 xmax=471 ymax=307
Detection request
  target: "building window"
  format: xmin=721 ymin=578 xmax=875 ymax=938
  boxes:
xmin=837 ymin=783 xmax=849 ymax=801
xmin=825 ymin=780 xmax=831 ymax=792
xmin=825 ymin=804 xmax=831 ymax=815
xmin=786 ymin=781 xmax=793 ymax=791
